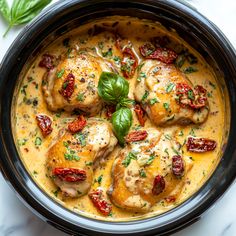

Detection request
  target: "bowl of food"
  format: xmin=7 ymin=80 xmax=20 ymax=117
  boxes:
xmin=0 ymin=0 xmax=236 ymax=235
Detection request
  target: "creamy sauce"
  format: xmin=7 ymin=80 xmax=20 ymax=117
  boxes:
xmin=13 ymin=16 xmax=227 ymax=221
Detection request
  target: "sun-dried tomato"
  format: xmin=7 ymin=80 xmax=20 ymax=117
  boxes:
xmin=134 ymin=104 xmax=146 ymax=126
xmin=189 ymin=85 xmax=207 ymax=109
xmin=89 ymin=189 xmax=112 ymax=216
xmin=36 ymin=114 xmax=53 ymax=137
xmin=60 ymin=73 xmax=75 ymax=100
xmin=186 ymin=137 xmax=217 ymax=153
xmin=152 ymin=175 xmax=165 ymax=195
xmin=139 ymin=43 xmax=177 ymax=64
xmin=172 ymin=155 xmax=184 ymax=177
xmin=53 ymin=168 xmax=86 ymax=182
xmin=176 ymin=83 xmax=207 ymax=109
xmin=68 ymin=115 xmax=87 ymax=133
xmin=125 ymin=130 xmax=148 ymax=143
xmin=105 ymin=105 xmax=116 ymax=119
xmin=38 ymin=54 xmax=54 ymax=70
xmin=121 ymin=46 xmax=138 ymax=78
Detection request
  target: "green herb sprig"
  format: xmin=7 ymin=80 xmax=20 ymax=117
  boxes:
xmin=0 ymin=0 xmax=52 ymax=37
xmin=98 ymin=72 xmax=133 ymax=145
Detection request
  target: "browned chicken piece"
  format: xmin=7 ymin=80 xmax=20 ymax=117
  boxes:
xmin=134 ymin=60 xmax=209 ymax=126
xmin=108 ymin=128 xmax=193 ymax=212
xmin=42 ymin=50 xmax=112 ymax=116
xmin=47 ymin=118 xmax=117 ymax=198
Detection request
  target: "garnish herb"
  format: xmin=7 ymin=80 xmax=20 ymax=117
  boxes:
xmin=187 ymin=90 xmax=194 ymax=100
xmin=96 ymin=175 xmax=103 ymax=185
xmin=183 ymin=67 xmax=198 ymax=74
xmin=102 ymin=48 xmax=113 ymax=57
xmin=85 ymin=161 xmax=93 ymax=166
xmin=0 ymin=0 xmax=52 ymax=37
xmin=113 ymin=56 xmax=121 ymax=65
xmin=163 ymin=102 xmax=170 ymax=111
xmin=164 ymin=148 xmax=169 ymax=156
xmin=189 ymin=128 xmax=196 ymax=137
xmin=57 ymin=69 xmax=65 ymax=78
xmin=122 ymin=152 xmax=137 ymax=167
xmin=209 ymin=81 xmax=216 ymax=89
xmin=166 ymin=83 xmax=175 ymax=93
xmin=149 ymin=98 xmax=159 ymax=105
xmin=137 ymin=63 xmax=145 ymax=72
xmin=76 ymin=93 xmax=84 ymax=101
xmin=164 ymin=134 xmax=172 ymax=140
xmin=98 ymin=72 xmax=133 ymax=145
xmin=146 ymin=155 xmax=155 ymax=165
xmin=141 ymin=90 xmax=149 ymax=102
xmin=18 ymin=138 xmax=27 ymax=146
xmin=74 ymin=132 xmax=86 ymax=147
xmin=35 ymin=137 xmax=42 ymax=146
xmin=98 ymin=72 xmax=129 ymax=105
xmin=137 ymin=72 xmax=146 ymax=82
xmin=175 ymin=55 xmax=185 ymax=68
xmin=139 ymin=169 xmax=147 ymax=177
xmin=112 ymin=107 xmax=132 ymax=146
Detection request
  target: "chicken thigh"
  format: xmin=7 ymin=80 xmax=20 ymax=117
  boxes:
xmin=42 ymin=50 xmax=111 ymax=116
xmin=47 ymin=118 xmax=117 ymax=198
xmin=134 ymin=60 xmax=209 ymax=126
xmin=108 ymin=128 xmax=193 ymax=212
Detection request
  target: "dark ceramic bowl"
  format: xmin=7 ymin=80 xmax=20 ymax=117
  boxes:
xmin=1 ymin=0 xmax=236 ymax=235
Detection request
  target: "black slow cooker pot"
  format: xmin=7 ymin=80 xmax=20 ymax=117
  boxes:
xmin=0 ymin=0 xmax=236 ymax=235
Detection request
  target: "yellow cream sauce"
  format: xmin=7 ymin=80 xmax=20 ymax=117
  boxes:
xmin=13 ymin=16 xmax=227 ymax=221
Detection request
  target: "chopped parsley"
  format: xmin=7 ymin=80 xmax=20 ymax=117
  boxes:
xmin=149 ymin=98 xmax=159 ymax=105
xmin=178 ymin=130 xmax=184 ymax=136
xmin=139 ymin=169 xmax=147 ymax=177
xmin=122 ymin=152 xmax=137 ymax=167
xmin=52 ymin=188 xmax=60 ymax=197
xmin=113 ymin=56 xmax=121 ymax=65
xmin=141 ymin=90 xmax=149 ymax=102
xmin=146 ymin=155 xmax=155 ymax=165
xmin=183 ymin=66 xmax=198 ymax=74
xmin=166 ymin=83 xmax=175 ymax=93
xmin=164 ymin=148 xmax=169 ymax=156
xmin=189 ymin=128 xmax=196 ymax=137
xmin=187 ymin=90 xmax=194 ymax=100
xmin=64 ymin=145 xmax=80 ymax=161
xmin=18 ymin=138 xmax=27 ymax=146
xmin=164 ymin=134 xmax=172 ymax=140
xmin=163 ymin=102 xmax=170 ymax=111
xmin=76 ymin=93 xmax=84 ymax=101
xmin=98 ymin=41 xmax=104 ymax=49
xmin=137 ymin=72 xmax=146 ymax=82
xmin=102 ymin=48 xmax=113 ymax=57
xmin=85 ymin=161 xmax=93 ymax=166
xmin=74 ymin=132 xmax=86 ymax=147
xmin=35 ymin=137 xmax=42 ymax=146
xmin=57 ymin=69 xmax=65 ymax=78
xmin=96 ymin=175 xmax=103 ymax=185
xmin=137 ymin=63 xmax=145 ymax=72
xmin=20 ymin=85 xmax=28 ymax=96
xmin=209 ymin=81 xmax=216 ymax=89
xmin=175 ymin=55 xmax=186 ymax=68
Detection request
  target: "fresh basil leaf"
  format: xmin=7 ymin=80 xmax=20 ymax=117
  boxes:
xmin=116 ymin=97 xmax=135 ymax=110
xmin=0 ymin=0 xmax=10 ymax=22
xmin=98 ymin=72 xmax=129 ymax=104
xmin=111 ymin=107 xmax=132 ymax=146
xmin=3 ymin=0 xmax=51 ymax=36
xmin=11 ymin=0 xmax=52 ymax=25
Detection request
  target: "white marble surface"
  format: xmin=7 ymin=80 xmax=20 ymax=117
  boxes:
xmin=0 ymin=0 xmax=236 ymax=235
